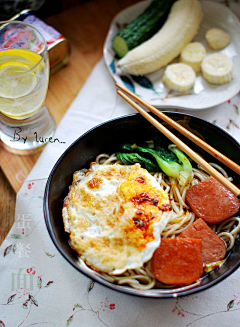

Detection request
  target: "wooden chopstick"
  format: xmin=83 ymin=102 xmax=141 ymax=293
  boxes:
xmin=116 ymin=82 xmax=240 ymax=176
xmin=117 ymin=88 xmax=240 ymax=199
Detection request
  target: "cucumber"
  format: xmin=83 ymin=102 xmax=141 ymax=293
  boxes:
xmin=112 ymin=0 xmax=176 ymax=58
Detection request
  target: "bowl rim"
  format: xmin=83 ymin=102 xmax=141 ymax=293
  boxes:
xmin=43 ymin=111 xmax=240 ymax=298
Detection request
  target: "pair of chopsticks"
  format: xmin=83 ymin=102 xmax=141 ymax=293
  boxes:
xmin=116 ymin=83 xmax=240 ymax=199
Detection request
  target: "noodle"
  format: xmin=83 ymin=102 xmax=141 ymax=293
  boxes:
xmin=77 ymin=153 xmax=239 ymax=290
xmin=216 ymin=217 xmax=240 ymax=251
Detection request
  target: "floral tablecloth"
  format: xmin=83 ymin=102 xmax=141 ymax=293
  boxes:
xmin=1 ymin=1 xmax=240 ymax=326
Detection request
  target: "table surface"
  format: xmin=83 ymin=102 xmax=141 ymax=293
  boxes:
xmin=0 ymin=0 xmax=139 ymax=245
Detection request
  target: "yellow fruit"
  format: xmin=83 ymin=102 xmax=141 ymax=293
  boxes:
xmin=180 ymin=42 xmax=206 ymax=73
xmin=205 ymin=28 xmax=231 ymax=50
xmin=201 ymin=53 xmax=234 ymax=85
xmin=162 ymin=63 xmax=196 ymax=92
xmin=117 ymin=0 xmax=203 ymax=75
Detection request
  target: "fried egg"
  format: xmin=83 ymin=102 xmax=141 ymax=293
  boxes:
xmin=62 ymin=163 xmax=172 ymax=275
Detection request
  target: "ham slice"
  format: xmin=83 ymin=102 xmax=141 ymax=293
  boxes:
xmin=186 ymin=177 xmax=240 ymax=224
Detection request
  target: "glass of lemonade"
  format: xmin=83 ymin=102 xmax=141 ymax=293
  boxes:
xmin=0 ymin=20 xmax=55 ymax=153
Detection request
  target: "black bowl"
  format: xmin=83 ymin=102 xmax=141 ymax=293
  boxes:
xmin=44 ymin=112 xmax=240 ymax=298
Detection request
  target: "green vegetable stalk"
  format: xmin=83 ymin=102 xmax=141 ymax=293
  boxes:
xmin=168 ymin=145 xmax=192 ymax=174
xmin=168 ymin=145 xmax=193 ymax=186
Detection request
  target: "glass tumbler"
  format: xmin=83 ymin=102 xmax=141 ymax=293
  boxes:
xmin=0 ymin=20 xmax=55 ymax=153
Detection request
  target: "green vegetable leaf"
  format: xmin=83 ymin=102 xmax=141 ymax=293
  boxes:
xmin=122 ymin=143 xmax=135 ymax=151
xmin=153 ymin=146 xmax=177 ymax=162
xmin=118 ymin=140 xmax=192 ymax=182
xmin=135 ymin=146 xmax=183 ymax=178
xmin=116 ymin=152 xmax=158 ymax=171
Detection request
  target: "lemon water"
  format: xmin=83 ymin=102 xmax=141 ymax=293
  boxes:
xmin=0 ymin=49 xmax=49 ymax=120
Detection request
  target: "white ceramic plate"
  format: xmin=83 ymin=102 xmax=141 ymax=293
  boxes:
xmin=103 ymin=0 xmax=240 ymax=110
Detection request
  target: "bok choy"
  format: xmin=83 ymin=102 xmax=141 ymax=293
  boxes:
xmin=116 ymin=140 xmax=193 ymax=186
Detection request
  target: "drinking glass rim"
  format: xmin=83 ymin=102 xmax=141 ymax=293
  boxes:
xmin=0 ymin=20 xmax=48 ymax=78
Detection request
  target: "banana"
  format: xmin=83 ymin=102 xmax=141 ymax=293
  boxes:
xmin=117 ymin=0 xmax=203 ymax=75
xmin=201 ymin=53 xmax=234 ymax=85
xmin=180 ymin=42 xmax=206 ymax=73
xmin=205 ymin=28 xmax=231 ymax=50
xmin=162 ymin=63 xmax=196 ymax=92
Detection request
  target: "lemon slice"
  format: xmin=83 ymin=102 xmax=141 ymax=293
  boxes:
xmin=0 ymin=96 xmax=45 ymax=120
xmin=0 ymin=49 xmax=46 ymax=119
xmin=0 ymin=49 xmax=42 ymax=66
xmin=0 ymin=62 xmax=37 ymax=98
